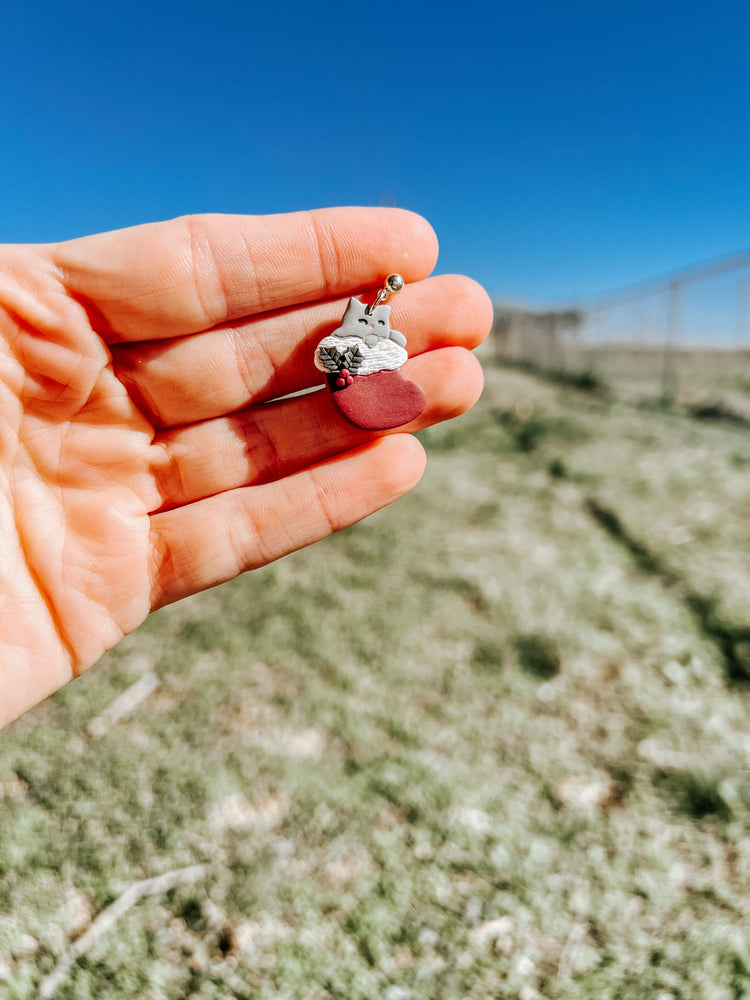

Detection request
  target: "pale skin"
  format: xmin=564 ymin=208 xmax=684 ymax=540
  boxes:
xmin=0 ymin=207 xmax=492 ymax=729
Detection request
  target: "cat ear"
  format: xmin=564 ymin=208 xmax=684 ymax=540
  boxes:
xmin=344 ymin=297 xmax=367 ymax=318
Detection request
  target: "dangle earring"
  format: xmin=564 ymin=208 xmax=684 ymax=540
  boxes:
xmin=313 ymin=274 xmax=426 ymax=430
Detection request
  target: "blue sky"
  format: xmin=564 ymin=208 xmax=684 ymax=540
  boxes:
xmin=1 ymin=0 xmax=749 ymax=303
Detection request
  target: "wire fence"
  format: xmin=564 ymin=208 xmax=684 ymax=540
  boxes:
xmin=493 ymin=249 xmax=750 ymax=411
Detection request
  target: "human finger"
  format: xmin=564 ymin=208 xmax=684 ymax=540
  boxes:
xmin=51 ymin=208 xmax=439 ymax=342
xmin=149 ymin=347 xmax=482 ymax=511
xmin=114 ymin=274 xmax=492 ymax=428
xmin=148 ymin=434 xmax=426 ymax=609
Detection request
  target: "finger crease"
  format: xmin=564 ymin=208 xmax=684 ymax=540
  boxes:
xmin=186 ymin=217 xmax=231 ymax=330
xmin=306 ymin=213 xmax=340 ymax=299
xmin=243 ymin=410 xmax=282 ymax=484
xmin=233 ymin=326 xmax=281 ymax=404
xmin=307 ymin=468 xmax=339 ymax=536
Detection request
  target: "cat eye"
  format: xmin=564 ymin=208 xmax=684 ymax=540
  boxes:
xmin=378 ymin=319 xmax=385 ymax=325
xmin=358 ymin=318 xmax=368 ymax=324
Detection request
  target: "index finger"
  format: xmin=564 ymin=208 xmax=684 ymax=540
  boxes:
xmin=49 ymin=207 xmax=440 ymax=343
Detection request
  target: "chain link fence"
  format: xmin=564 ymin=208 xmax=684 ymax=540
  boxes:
xmin=493 ymin=250 xmax=750 ymax=412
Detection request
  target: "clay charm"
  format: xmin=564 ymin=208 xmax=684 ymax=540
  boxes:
xmin=314 ymin=274 xmax=426 ymax=430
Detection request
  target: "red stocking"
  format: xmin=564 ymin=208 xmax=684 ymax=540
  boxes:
xmin=327 ymin=369 xmax=426 ymax=430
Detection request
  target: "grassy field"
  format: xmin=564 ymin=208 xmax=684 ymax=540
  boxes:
xmin=496 ymin=341 xmax=750 ymax=420
xmin=2 ymin=360 xmax=750 ymax=999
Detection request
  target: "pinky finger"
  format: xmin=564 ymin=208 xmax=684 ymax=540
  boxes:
xmin=148 ymin=434 xmax=427 ymax=610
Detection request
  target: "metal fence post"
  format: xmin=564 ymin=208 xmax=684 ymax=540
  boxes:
xmin=662 ymin=280 xmax=683 ymax=400
xmin=737 ymin=276 xmax=750 ymax=347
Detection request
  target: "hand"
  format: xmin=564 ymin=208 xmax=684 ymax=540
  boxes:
xmin=0 ymin=207 xmax=491 ymax=726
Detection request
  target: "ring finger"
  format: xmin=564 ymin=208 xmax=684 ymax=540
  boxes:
xmin=149 ymin=347 xmax=482 ymax=512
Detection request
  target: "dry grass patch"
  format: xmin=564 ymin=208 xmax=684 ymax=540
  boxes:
xmin=1 ymin=363 xmax=750 ymax=998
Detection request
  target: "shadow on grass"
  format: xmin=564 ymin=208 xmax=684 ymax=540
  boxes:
xmin=585 ymin=498 xmax=750 ymax=684
xmin=652 ymin=769 xmax=732 ymax=822
xmin=685 ymin=401 xmax=750 ymax=429
xmin=513 ymin=633 xmax=561 ymax=680
xmin=492 ymin=407 xmax=590 ymax=455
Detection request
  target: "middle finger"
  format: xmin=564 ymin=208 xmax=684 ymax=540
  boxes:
xmin=113 ymin=274 xmax=489 ymax=428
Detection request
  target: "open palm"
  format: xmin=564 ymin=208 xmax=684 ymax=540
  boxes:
xmin=0 ymin=208 xmax=490 ymax=726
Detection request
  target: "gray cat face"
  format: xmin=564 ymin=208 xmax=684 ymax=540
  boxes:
xmin=336 ymin=297 xmax=392 ymax=341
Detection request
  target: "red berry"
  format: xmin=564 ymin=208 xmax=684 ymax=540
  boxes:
xmin=336 ymin=377 xmax=346 ymax=387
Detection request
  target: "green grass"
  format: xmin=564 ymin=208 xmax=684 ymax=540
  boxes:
xmin=2 ymin=362 xmax=750 ymax=998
